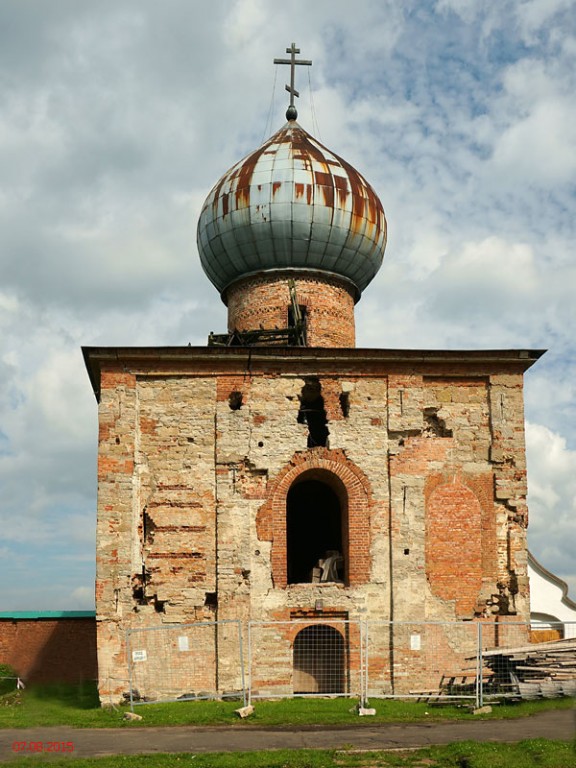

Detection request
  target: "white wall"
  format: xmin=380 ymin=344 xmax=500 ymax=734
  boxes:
xmin=528 ymin=554 xmax=576 ymax=638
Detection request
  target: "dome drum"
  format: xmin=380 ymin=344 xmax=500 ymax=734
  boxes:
xmin=226 ymin=271 xmax=357 ymax=348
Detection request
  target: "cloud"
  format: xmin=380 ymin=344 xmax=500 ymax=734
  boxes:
xmin=514 ymin=0 xmax=576 ymax=43
xmin=70 ymin=586 xmax=95 ymax=610
xmin=527 ymin=422 xmax=576 ymax=597
xmin=0 ymin=0 xmax=574 ymax=612
xmin=488 ymin=58 xmax=576 ymax=187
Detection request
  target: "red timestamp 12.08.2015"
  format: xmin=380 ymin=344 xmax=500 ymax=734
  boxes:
xmin=12 ymin=741 xmax=75 ymax=753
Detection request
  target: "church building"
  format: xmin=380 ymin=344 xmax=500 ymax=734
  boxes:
xmin=84 ymin=46 xmax=543 ymax=703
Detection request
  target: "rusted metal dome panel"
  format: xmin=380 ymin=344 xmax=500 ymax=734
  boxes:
xmin=197 ymin=121 xmax=387 ymax=295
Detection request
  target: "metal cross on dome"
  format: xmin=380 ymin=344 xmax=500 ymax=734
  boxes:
xmin=274 ymin=42 xmax=312 ymax=120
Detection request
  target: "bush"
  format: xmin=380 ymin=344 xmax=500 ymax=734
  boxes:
xmin=0 ymin=664 xmax=18 ymax=696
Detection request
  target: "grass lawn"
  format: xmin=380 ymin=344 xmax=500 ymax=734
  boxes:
xmin=2 ymin=740 xmax=576 ymax=767
xmin=0 ymin=681 xmax=573 ymax=729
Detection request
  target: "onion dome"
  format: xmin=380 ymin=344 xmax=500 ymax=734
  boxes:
xmin=197 ymin=120 xmax=387 ymax=298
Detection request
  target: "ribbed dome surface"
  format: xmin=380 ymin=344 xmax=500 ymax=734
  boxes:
xmin=197 ymin=121 xmax=387 ymax=296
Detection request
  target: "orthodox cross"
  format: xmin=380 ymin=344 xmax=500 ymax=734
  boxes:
xmin=274 ymin=43 xmax=312 ymax=120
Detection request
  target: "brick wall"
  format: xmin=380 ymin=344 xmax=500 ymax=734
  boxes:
xmin=225 ymin=273 xmax=356 ymax=347
xmin=257 ymin=448 xmax=374 ymax=588
xmin=0 ymin=617 xmax=97 ymax=684
xmin=85 ymin=345 xmax=539 ymax=702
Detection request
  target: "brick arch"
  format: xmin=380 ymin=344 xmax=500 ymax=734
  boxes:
xmin=293 ymin=623 xmax=346 ymax=693
xmin=257 ymin=449 xmax=373 ymax=587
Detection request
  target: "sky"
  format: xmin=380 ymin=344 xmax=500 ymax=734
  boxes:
xmin=1 ymin=0 xmax=575 ymax=612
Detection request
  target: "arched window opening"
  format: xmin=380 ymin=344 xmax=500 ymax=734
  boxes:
xmin=293 ymin=625 xmax=345 ymax=694
xmin=287 ymin=479 xmax=344 ymax=584
xmin=297 ymin=378 xmax=329 ymax=447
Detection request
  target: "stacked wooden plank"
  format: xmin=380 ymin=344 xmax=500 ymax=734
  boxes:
xmin=482 ymin=638 xmax=576 ymax=699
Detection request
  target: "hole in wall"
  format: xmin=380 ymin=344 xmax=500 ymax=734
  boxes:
xmin=132 ymin=572 xmax=148 ymax=605
xmin=339 ymin=392 xmax=350 ymax=418
xmin=132 ymin=585 xmax=145 ymax=603
xmin=297 ymin=378 xmax=329 ymax=448
xmin=143 ymin=510 xmax=155 ymax=544
xmin=423 ymin=407 xmax=453 ymax=437
xmin=229 ymin=391 xmax=243 ymax=410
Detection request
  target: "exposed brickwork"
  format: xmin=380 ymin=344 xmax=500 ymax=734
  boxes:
xmin=216 ymin=375 xmax=252 ymax=403
xmin=225 ymin=273 xmax=356 ymax=347
xmin=257 ymin=448 xmax=374 ymax=587
xmin=426 ymin=481 xmax=484 ymax=616
xmin=85 ymin=346 xmax=539 ymax=703
xmin=0 ymin=618 xmax=97 ymax=684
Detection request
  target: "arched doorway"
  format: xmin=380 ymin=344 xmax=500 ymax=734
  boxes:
xmin=286 ymin=477 xmax=345 ymax=584
xmin=293 ymin=624 xmax=345 ymax=694
xmin=261 ymin=450 xmax=372 ymax=588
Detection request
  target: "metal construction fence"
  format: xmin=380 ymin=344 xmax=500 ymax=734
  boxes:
xmin=126 ymin=619 xmax=576 ymax=710
xmin=248 ymin=619 xmax=364 ymax=702
xmin=365 ymin=620 xmax=483 ymax=702
xmin=126 ymin=620 xmax=246 ymax=708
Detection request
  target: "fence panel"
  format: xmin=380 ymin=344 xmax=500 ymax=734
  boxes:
xmin=126 ymin=620 xmax=245 ymax=707
xmin=365 ymin=621 xmax=481 ymax=704
xmin=248 ymin=619 xmax=364 ymax=701
xmin=123 ymin=618 xmax=575 ymax=708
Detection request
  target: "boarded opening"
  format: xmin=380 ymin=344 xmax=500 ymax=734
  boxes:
xmin=287 ymin=479 xmax=344 ymax=584
xmin=293 ymin=624 xmax=345 ymax=694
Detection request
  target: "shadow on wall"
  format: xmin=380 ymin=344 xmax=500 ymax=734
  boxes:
xmin=0 ymin=614 xmax=97 ymax=685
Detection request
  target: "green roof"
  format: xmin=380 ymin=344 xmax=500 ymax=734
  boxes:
xmin=0 ymin=611 xmax=95 ymax=619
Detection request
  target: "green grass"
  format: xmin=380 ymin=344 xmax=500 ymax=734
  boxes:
xmin=0 ymin=681 xmax=573 ymax=729
xmin=2 ymin=740 xmax=575 ymax=767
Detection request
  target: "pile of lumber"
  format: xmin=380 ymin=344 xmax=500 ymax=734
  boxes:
xmin=482 ymin=637 xmax=576 ymax=699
